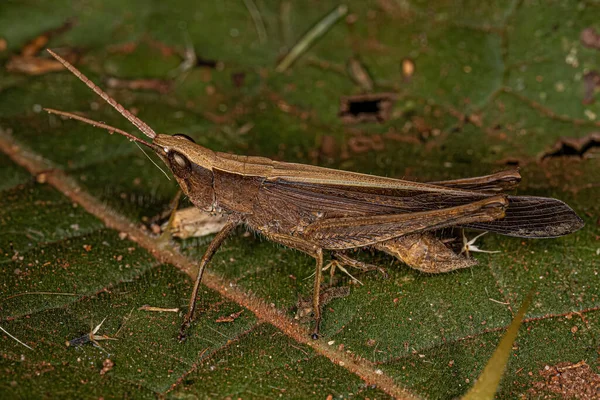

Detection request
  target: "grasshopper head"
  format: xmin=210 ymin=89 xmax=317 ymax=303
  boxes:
xmin=152 ymin=133 xmax=217 ymax=212
xmin=44 ymin=49 xmax=217 ymax=212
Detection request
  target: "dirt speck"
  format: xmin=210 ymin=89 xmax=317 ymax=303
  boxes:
xmin=100 ymin=359 xmax=114 ymax=375
xmin=402 ymin=58 xmax=415 ymax=80
xmin=528 ymin=361 xmax=600 ymax=399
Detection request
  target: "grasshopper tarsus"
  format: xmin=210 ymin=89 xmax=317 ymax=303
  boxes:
xmin=177 ymin=329 xmax=188 ymax=343
xmin=331 ymin=252 xmax=389 ymax=279
xmin=178 ymin=312 xmax=192 ymax=342
xmin=311 ymin=332 xmax=320 ymax=340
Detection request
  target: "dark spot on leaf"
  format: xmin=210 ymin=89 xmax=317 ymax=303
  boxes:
xmin=196 ymin=56 xmax=218 ymax=68
xmin=231 ymin=72 xmax=246 ymax=88
xmin=339 ymin=93 xmax=396 ymax=124
xmin=542 ymin=133 xmax=600 ymax=159
xmin=503 ymin=158 xmax=520 ymax=167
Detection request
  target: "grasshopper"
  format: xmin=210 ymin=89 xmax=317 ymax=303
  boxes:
xmin=44 ymin=49 xmax=584 ymax=340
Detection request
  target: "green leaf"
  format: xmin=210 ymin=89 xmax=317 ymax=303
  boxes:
xmin=1 ymin=1 xmax=599 ymax=398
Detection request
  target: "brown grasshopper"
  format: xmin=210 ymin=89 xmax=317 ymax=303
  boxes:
xmin=44 ymin=49 xmax=584 ymax=340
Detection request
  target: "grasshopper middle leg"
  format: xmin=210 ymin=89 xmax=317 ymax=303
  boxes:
xmin=326 ymin=252 xmax=388 ymax=283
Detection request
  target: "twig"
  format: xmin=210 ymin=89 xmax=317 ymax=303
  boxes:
xmin=488 ymin=298 xmax=510 ymax=305
xmin=2 ymin=291 xmax=79 ymax=302
xmin=138 ymin=305 xmax=180 ymax=313
xmin=114 ymin=307 xmax=136 ymax=337
xmin=243 ymin=0 xmax=267 ymax=44
xmin=0 ymin=325 xmax=33 ymax=350
xmin=276 ymin=4 xmax=348 ymax=72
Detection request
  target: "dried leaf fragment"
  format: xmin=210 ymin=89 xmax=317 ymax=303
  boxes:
xmin=163 ymin=207 xmax=229 ymax=239
xmin=215 ymin=310 xmax=243 ymax=323
xmin=6 ymin=55 xmax=75 ymax=75
xmin=5 ymin=20 xmax=77 ymax=75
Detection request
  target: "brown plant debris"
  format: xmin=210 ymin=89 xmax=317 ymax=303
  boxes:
xmin=6 ymin=52 xmax=79 ymax=75
xmin=138 ymin=305 xmax=179 ymax=313
xmin=347 ymin=57 xmax=374 ymax=92
xmin=581 ymin=28 xmax=600 ymax=50
xmin=5 ymin=20 xmax=78 ymax=75
xmin=541 ymin=133 xmax=600 ymax=159
xmin=339 ymin=93 xmax=397 ymax=124
xmin=528 ymin=361 xmax=600 ymax=399
xmin=583 ymin=71 xmax=600 ymax=105
xmin=106 ymin=77 xmax=172 ymax=94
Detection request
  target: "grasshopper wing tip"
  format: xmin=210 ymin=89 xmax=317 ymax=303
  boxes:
xmin=467 ymin=196 xmax=585 ymax=238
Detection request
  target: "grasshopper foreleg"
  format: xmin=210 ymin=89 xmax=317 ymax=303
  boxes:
xmin=178 ymin=221 xmax=237 ymax=341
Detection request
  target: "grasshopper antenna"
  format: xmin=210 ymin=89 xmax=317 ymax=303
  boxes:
xmin=44 ymin=108 xmax=158 ymax=151
xmin=46 ymin=49 xmax=157 ymax=139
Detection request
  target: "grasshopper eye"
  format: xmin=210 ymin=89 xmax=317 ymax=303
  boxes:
xmin=171 ymin=151 xmax=189 ymax=168
xmin=173 ymin=133 xmax=196 ymax=143
xmin=168 ymin=150 xmax=191 ymax=178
